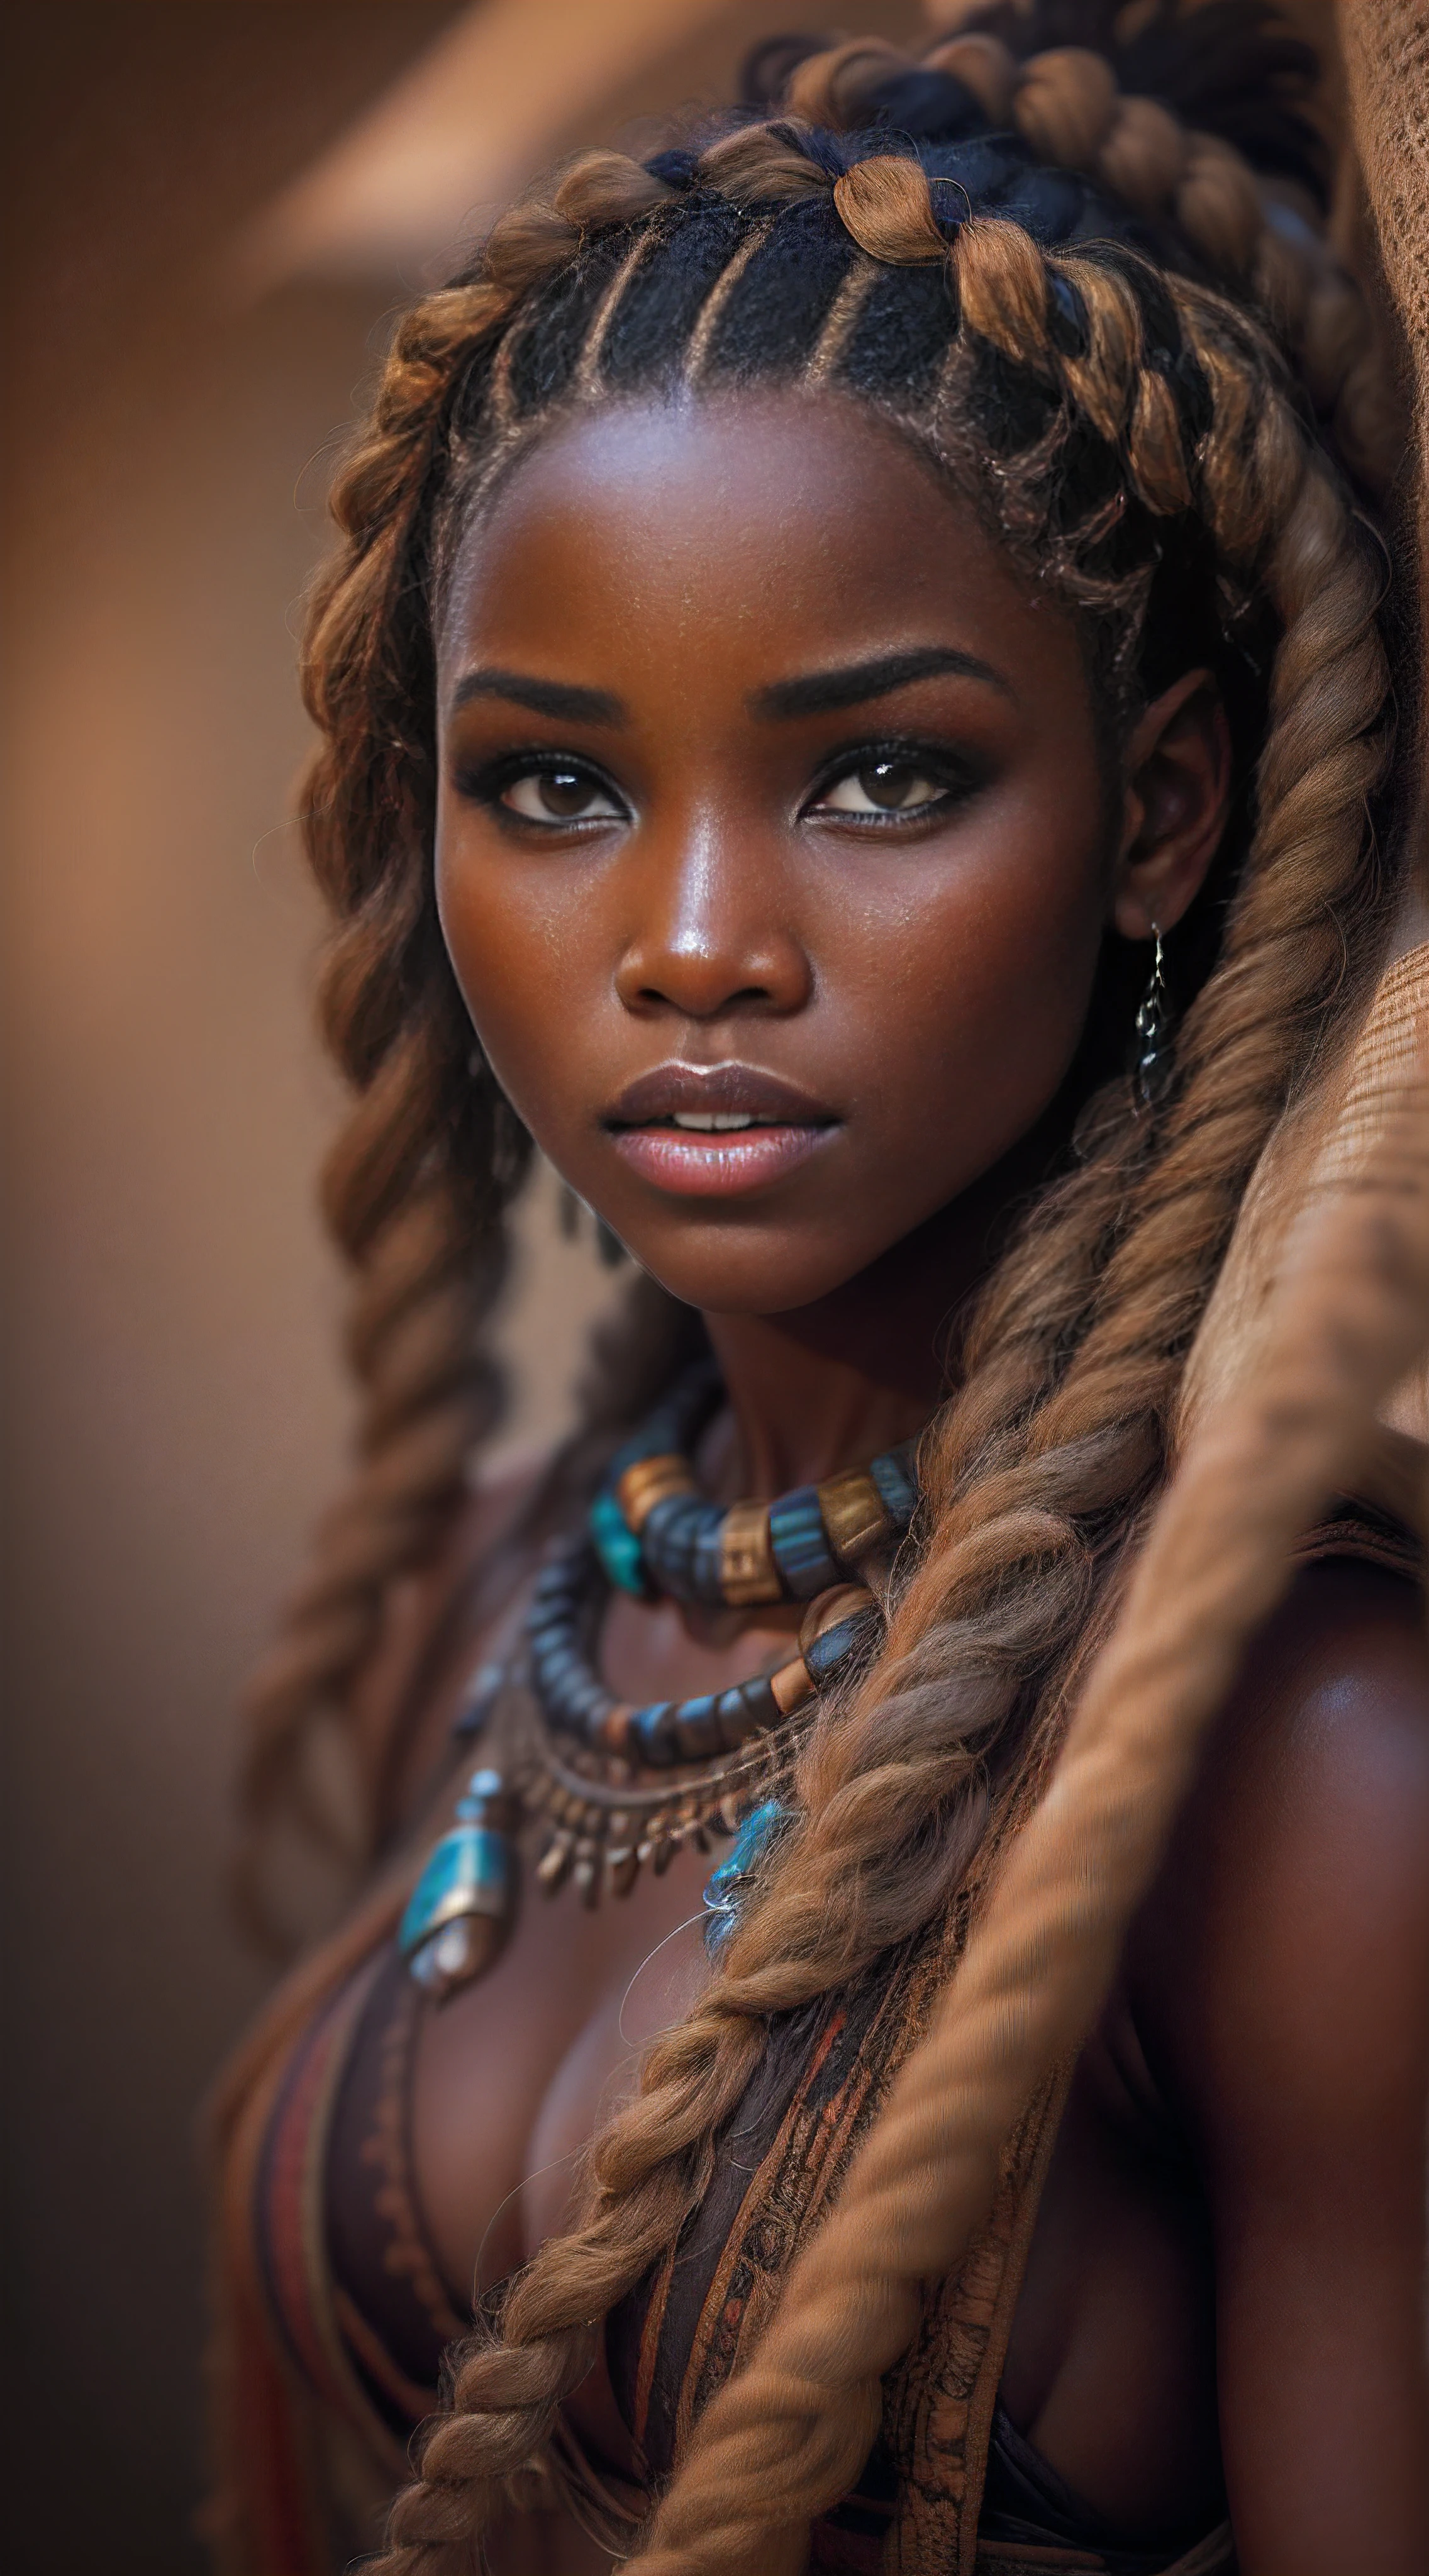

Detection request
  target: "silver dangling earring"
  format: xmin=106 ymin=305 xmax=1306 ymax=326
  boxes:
xmin=1133 ymin=924 xmax=1174 ymax=1113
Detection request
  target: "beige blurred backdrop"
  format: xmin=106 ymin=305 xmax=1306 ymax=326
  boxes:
xmin=0 ymin=4 xmax=926 ymax=2569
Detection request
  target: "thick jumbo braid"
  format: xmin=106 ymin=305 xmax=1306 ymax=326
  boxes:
xmin=633 ymin=1074 xmax=1429 ymax=2576
xmin=770 ymin=4 xmax=1399 ymax=491
xmin=236 ymin=147 xmax=686 ymax=1931
xmin=366 ymin=151 xmax=1394 ymax=2576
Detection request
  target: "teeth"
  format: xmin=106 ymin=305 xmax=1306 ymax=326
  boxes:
xmin=671 ymin=1111 xmax=757 ymax=1132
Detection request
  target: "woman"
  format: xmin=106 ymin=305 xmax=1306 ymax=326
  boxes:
xmin=210 ymin=9 xmax=1429 ymax=2573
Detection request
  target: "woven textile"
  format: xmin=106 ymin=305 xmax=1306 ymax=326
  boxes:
xmin=1339 ymin=0 xmax=1429 ymax=900
xmin=1180 ymin=941 xmax=1429 ymax=1462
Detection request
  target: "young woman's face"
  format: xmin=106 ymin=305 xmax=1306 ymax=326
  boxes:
xmin=435 ymin=394 xmax=1122 ymax=1314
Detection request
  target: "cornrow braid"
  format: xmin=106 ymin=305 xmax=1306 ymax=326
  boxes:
xmin=759 ymin=2 xmax=1398 ymax=489
xmin=294 ymin=22 xmax=1403 ymax=2572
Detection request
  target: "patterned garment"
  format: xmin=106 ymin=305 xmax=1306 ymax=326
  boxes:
xmin=227 ymin=1509 xmax=1418 ymax=2575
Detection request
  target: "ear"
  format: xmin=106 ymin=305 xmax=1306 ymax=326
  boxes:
xmin=1111 ymin=668 xmax=1232 ymax=941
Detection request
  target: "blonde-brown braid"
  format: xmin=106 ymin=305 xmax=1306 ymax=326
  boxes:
xmin=785 ymin=15 xmax=1401 ymax=493
xmin=632 ymin=1061 xmax=1429 ymax=2576
xmin=365 ymin=162 xmax=1392 ymax=2568
xmin=235 ymin=151 xmax=681 ymax=1933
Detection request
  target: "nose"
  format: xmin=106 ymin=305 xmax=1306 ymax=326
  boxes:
xmin=613 ymin=816 xmax=811 ymax=1023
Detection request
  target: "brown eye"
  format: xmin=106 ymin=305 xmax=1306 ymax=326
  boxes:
xmin=818 ymin=758 xmax=947 ymax=816
xmin=502 ymin=767 xmax=623 ymax=823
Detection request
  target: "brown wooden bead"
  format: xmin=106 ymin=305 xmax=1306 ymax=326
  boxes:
xmin=614 ymin=1452 xmax=699 ymax=1533
xmin=770 ymin=1656 xmax=818 ymax=1716
xmin=598 ymin=1702 xmax=634 ymax=1755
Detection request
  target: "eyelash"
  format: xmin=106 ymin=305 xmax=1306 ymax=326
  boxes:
xmin=453 ymin=749 xmax=627 ymax=831
xmin=452 ymin=740 xmax=982 ymax=834
xmin=803 ymin=738 xmax=982 ymax=828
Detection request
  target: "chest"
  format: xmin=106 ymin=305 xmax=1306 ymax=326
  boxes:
xmin=391 ymin=1580 xmax=811 ymax=2277
xmin=408 ymin=1821 xmax=713 ymax=2296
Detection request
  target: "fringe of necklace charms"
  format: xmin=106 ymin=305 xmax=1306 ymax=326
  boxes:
xmin=399 ymin=1377 xmax=913 ymax=2001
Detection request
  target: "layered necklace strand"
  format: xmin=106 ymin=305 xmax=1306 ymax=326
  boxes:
xmin=399 ymin=1364 xmax=920 ymax=2000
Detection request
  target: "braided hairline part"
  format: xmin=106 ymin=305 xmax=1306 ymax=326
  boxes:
xmin=782 ymin=21 xmax=1393 ymax=487
xmin=278 ymin=56 xmax=1402 ymax=2576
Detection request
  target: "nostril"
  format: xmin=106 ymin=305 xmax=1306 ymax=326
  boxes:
xmin=617 ymin=918 xmax=811 ymax=1018
xmin=632 ymin=980 xmax=776 ymax=1013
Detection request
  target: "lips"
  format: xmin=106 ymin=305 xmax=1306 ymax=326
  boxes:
xmin=603 ymin=1060 xmax=838 ymax=1198
xmin=605 ymin=1060 xmax=835 ymax=1128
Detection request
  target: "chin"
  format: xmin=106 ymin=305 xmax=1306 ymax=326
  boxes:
xmin=621 ymin=1227 xmax=874 ymax=1317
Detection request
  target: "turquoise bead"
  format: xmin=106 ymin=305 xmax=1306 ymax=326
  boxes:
xmin=398 ymin=1822 xmax=509 ymax=1961
xmin=703 ymin=1801 xmax=789 ymax=1957
xmin=589 ymin=1485 xmax=647 ymax=1596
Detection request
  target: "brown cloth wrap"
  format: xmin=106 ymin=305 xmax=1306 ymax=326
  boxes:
xmin=1338 ymin=0 xmax=1429 ymax=897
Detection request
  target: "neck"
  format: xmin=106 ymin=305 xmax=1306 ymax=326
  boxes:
xmin=700 ymin=1113 xmax=1065 ymax=1501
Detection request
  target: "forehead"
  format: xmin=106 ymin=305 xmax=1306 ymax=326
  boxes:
xmin=440 ymin=391 xmax=1070 ymax=686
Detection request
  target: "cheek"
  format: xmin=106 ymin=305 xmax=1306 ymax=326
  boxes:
xmin=435 ymin=817 xmax=610 ymax=1118
xmin=831 ymin=797 xmax=1108 ymax=1154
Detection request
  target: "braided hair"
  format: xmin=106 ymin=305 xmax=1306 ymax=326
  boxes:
xmin=237 ymin=6 xmax=1404 ymax=2558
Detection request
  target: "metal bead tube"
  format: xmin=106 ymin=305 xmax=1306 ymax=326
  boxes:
xmin=818 ymin=1467 xmax=891 ymax=1570
xmin=720 ymin=1499 xmax=783 ymax=1605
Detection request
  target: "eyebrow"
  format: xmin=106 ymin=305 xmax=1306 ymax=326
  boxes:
xmin=448 ymin=667 xmax=626 ymax=726
xmin=749 ymin=645 xmax=1013 ymax=721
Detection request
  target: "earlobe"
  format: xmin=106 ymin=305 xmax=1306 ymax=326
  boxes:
xmin=1112 ymin=669 xmax=1232 ymax=943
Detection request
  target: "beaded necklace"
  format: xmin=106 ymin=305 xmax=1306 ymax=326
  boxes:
xmin=399 ymin=1372 xmax=916 ymax=2001
xmin=590 ymin=1358 xmax=919 ymax=1606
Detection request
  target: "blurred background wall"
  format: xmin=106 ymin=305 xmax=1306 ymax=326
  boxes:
xmin=0 ymin=6 xmax=926 ymax=2570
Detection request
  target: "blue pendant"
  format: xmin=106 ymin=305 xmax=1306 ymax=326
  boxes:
xmin=401 ymin=1768 xmax=514 ymax=2001
xmin=703 ymin=1800 xmax=790 ymax=1958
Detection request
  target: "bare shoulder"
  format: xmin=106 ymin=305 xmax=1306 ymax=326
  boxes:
xmin=1123 ymin=1554 xmax=1429 ymax=2562
xmin=350 ymin=1445 xmax=560 ymax=1828
xmin=1130 ymin=1553 xmax=1429 ymax=2107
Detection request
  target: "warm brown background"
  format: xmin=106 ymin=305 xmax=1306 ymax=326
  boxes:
xmin=0 ymin=6 xmax=921 ymax=2569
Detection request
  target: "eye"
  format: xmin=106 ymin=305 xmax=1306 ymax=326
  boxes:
xmin=813 ymin=756 xmax=960 ymax=819
xmin=499 ymin=763 xmax=625 ymax=825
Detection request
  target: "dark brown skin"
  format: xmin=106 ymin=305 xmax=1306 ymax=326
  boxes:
xmin=403 ymin=391 xmax=1429 ymax=2571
